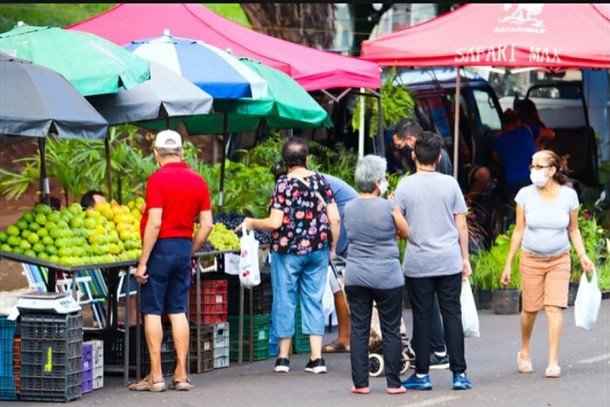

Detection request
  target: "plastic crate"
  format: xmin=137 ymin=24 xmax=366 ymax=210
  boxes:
xmin=228 ymin=273 xmax=272 ymax=315
xmin=82 ymin=342 xmax=93 ymax=362
xmin=214 ymin=343 xmax=229 ymax=359
xmin=293 ymin=299 xmax=310 ymax=354
xmin=0 ymin=316 xmax=16 ymax=377
xmin=82 ymin=368 xmax=93 ymax=394
xmin=19 ymin=312 xmax=83 ymax=402
xmin=92 ymin=366 xmax=103 ymax=390
xmin=13 ymin=338 xmax=21 ymax=395
xmin=189 ymin=278 xmax=229 ymax=324
xmin=213 ymin=323 xmax=230 ymax=349
xmin=0 ymin=375 xmax=17 ymax=401
xmin=20 ymin=373 xmax=82 ymax=403
xmin=190 ymin=325 xmax=214 ymax=353
xmin=104 ymin=324 xmax=173 ymax=367
xmin=214 ymin=354 xmax=229 ymax=369
xmin=140 ymin=350 xmax=176 ymax=378
xmin=87 ymin=340 xmax=103 ymax=369
xmin=228 ymin=314 xmax=270 ymax=362
xmin=189 ymin=349 xmax=214 ymax=373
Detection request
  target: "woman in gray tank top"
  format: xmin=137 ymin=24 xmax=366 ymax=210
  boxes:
xmin=343 ymin=155 xmax=409 ymax=395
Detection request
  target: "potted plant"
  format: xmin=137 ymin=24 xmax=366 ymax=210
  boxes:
xmin=470 ymin=249 xmax=496 ymax=310
xmin=487 ymin=231 xmax=522 ymax=315
xmin=567 ymin=210 xmax=605 ymax=305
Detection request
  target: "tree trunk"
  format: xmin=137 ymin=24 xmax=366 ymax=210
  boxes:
xmin=241 ymin=3 xmax=335 ymax=49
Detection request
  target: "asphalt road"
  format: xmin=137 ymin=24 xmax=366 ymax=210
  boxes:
xmin=16 ymin=300 xmax=610 ymax=407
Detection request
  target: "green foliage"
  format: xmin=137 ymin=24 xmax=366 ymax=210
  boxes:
xmin=352 ymin=67 xmax=416 ymax=138
xmin=570 ymin=209 xmax=607 ymax=282
xmin=0 ymin=125 xmax=155 ymax=205
xmin=470 ymin=225 xmax=520 ymax=290
xmin=0 ymin=3 xmax=249 ymax=33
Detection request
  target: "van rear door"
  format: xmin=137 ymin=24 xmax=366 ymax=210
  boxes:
xmin=525 ymin=82 xmax=599 ymax=187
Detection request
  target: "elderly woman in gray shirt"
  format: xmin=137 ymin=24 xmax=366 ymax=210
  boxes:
xmin=501 ymin=150 xmax=594 ymax=378
xmin=343 ymin=155 xmax=409 ymax=395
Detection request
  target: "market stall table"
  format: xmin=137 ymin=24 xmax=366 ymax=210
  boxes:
xmin=0 ymin=250 xmax=137 ymax=386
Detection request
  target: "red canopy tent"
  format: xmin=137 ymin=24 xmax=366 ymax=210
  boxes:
xmin=361 ymin=3 xmax=610 ymax=175
xmin=361 ymin=4 xmax=610 ymax=68
xmin=67 ymin=3 xmax=381 ymax=92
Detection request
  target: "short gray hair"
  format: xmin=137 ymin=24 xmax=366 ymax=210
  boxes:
xmin=354 ymin=155 xmax=387 ymax=193
xmin=155 ymin=147 xmax=182 ymax=157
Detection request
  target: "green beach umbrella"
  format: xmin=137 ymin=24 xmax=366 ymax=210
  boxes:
xmin=139 ymin=58 xmax=331 ymax=134
xmin=0 ymin=24 xmax=150 ymax=96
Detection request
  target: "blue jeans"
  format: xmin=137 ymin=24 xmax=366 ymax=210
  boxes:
xmin=270 ymin=249 xmax=329 ymax=338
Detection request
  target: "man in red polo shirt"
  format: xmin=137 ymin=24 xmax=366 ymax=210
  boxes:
xmin=130 ymin=130 xmax=213 ymax=392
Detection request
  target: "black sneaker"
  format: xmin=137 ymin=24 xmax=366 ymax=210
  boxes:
xmin=274 ymin=357 xmax=290 ymax=373
xmin=304 ymin=358 xmax=327 ymax=374
xmin=429 ymin=352 xmax=450 ymax=370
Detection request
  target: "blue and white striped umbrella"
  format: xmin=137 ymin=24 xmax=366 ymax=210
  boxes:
xmin=124 ymin=30 xmax=267 ymax=100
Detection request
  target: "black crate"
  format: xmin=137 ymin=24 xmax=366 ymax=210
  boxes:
xmin=189 ymin=349 xmax=214 ymax=373
xmin=227 ymin=273 xmax=272 ymax=315
xmin=20 ymin=373 xmax=81 ymax=402
xmin=19 ymin=312 xmax=83 ymax=402
xmin=140 ymin=350 xmax=177 ymax=378
xmin=104 ymin=325 xmax=174 ymax=367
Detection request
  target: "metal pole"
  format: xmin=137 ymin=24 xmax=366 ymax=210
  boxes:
xmin=124 ymin=269 xmax=130 ymax=386
xmin=377 ymin=94 xmax=385 ymax=156
xmin=238 ymin=282 xmax=244 ymax=364
xmin=219 ymin=113 xmax=228 ymax=208
xmin=453 ymin=68 xmax=462 ymax=179
xmin=38 ymin=137 xmax=50 ymax=205
xmin=358 ymin=88 xmax=365 ymax=158
xmin=104 ymin=136 xmax=113 ymax=201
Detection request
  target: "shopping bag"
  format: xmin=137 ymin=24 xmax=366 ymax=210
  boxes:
xmin=574 ymin=269 xmax=601 ymax=331
xmin=322 ymin=265 xmax=335 ymax=324
xmin=460 ymin=279 xmax=480 ymax=338
xmin=239 ymin=224 xmax=261 ymax=289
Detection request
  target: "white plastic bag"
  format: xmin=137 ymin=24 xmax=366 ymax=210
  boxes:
xmin=460 ymin=279 xmax=480 ymax=338
xmin=574 ymin=269 xmax=601 ymax=331
xmin=239 ymin=224 xmax=260 ymax=289
xmin=322 ymin=266 xmax=335 ymax=324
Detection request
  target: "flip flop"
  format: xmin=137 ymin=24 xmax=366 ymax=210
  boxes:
xmin=323 ymin=340 xmax=349 ymax=353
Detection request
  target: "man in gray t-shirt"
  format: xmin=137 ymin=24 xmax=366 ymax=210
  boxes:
xmin=394 ymin=131 xmax=473 ymax=390
xmin=392 ymin=119 xmax=453 ymax=369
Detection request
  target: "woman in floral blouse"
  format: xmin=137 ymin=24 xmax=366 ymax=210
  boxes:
xmin=241 ymin=137 xmax=341 ymax=374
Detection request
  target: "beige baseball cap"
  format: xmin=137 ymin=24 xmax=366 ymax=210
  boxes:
xmin=154 ymin=129 xmax=182 ymax=148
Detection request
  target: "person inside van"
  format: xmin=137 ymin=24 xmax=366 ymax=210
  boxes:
xmin=493 ymin=109 xmax=537 ymax=201
xmin=515 ymin=99 xmax=555 ymax=150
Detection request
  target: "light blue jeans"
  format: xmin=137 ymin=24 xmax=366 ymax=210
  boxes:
xmin=270 ymin=248 xmax=329 ymax=338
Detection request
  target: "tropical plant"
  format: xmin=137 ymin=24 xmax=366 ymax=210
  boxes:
xmin=352 ymin=67 xmax=417 ymax=138
xmin=569 ymin=208 xmax=606 ymax=283
xmin=470 ymin=225 xmax=520 ymax=290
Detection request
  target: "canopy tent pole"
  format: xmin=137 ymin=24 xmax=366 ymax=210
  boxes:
xmin=38 ymin=137 xmax=50 ymax=205
xmin=219 ymin=112 xmax=228 ymax=209
xmin=358 ymin=88 xmax=365 ymax=158
xmin=453 ymin=68 xmax=462 ymax=179
xmin=104 ymin=135 xmax=113 ymax=201
xmin=377 ymin=93 xmax=384 ymax=157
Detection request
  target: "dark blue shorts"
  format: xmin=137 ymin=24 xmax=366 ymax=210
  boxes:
xmin=140 ymin=238 xmax=192 ymax=315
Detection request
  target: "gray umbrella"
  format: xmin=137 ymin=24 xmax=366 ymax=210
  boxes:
xmin=0 ymin=52 xmax=108 ymax=202
xmin=86 ymin=62 xmax=213 ymax=125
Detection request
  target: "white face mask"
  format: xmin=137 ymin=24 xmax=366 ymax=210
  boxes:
xmin=530 ymin=168 xmax=549 ymax=188
xmin=378 ymin=179 xmax=389 ymax=196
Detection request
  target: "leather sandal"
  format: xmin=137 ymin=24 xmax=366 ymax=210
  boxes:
xmin=322 ymin=340 xmax=350 ymax=353
xmin=351 ymin=386 xmax=370 ymax=394
xmin=517 ymin=352 xmax=533 ymax=374
xmin=128 ymin=375 xmax=166 ymax=392
xmin=169 ymin=377 xmax=194 ymax=391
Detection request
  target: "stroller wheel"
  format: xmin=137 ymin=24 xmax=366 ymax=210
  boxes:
xmin=368 ymin=354 xmax=384 ymax=377
xmin=400 ymin=350 xmax=411 ymax=374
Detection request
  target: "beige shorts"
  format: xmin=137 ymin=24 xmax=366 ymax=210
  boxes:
xmin=520 ymin=251 xmax=571 ymax=312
